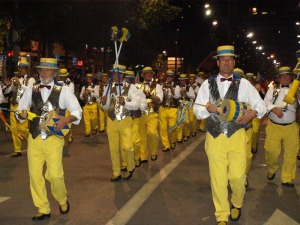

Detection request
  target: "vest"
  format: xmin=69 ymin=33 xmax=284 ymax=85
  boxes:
xmin=84 ymin=84 xmax=97 ymax=104
xmin=29 ymin=83 xmax=64 ymax=139
xmin=140 ymin=82 xmax=160 ymax=114
xmin=107 ymin=83 xmax=131 ymax=121
xmin=161 ymin=83 xmax=178 ymax=108
xmin=206 ymin=75 xmax=245 ymax=138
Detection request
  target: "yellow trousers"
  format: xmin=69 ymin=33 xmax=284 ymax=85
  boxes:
xmin=252 ymin=118 xmax=261 ymax=151
xmin=205 ymin=129 xmax=247 ymax=222
xmin=98 ymin=103 xmax=107 ymax=131
xmin=107 ymin=117 xmax=135 ymax=176
xmin=199 ymin=119 xmax=206 ymax=131
xmin=140 ymin=113 xmax=159 ymax=160
xmin=83 ymin=103 xmax=98 ymax=135
xmin=264 ymin=121 xmax=299 ymax=183
xmin=245 ymin=127 xmax=253 ymax=175
xmin=28 ymin=134 xmax=66 ymax=214
xmin=159 ymin=106 xmax=178 ymax=149
xmin=10 ymin=104 xmax=29 ymax=153
xmin=188 ymin=106 xmax=197 ymax=134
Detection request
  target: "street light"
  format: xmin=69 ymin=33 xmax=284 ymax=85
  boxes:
xmin=247 ymin=32 xmax=254 ymax=38
xmin=212 ymin=20 xmax=218 ymax=26
xmin=205 ymin=9 xmax=211 ymax=16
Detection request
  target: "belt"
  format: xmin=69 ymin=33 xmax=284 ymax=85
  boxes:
xmin=270 ymin=120 xmax=294 ymax=126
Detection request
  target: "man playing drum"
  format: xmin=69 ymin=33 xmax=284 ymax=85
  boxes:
xmin=17 ymin=58 xmax=82 ymax=221
xmin=194 ymin=45 xmax=266 ymax=225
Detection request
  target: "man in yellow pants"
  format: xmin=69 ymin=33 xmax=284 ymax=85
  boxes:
xmin=138 ymin=67 xmax=163 ymax=163
xmin=159 ymin=70 xmax=180 ymax=151
xmin=98 ymin=73 xmax=108 ymax=133
xmin=79 ymin=73 xmax=99 ymax=137
xmin=101 ymin=65 xmax=140 ymax=182
xmin=194 ymin=45 xmax=266 ymax=225
xmin=17 ymin=58 xmax=82 ymax=221
xmin=264 ymin=66 xmax=299 ymax=187
xmin=9 ymin=58 xmax=35 ymax=157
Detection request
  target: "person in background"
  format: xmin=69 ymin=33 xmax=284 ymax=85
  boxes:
xmin=8 ymin=58 xmax=35 ymax=157
xmin=101 ymin=65 xmax=140 ymax=182
xmin=79 ymin=73 xmax=99 ymax=137
xmin=17 ymin=58 xmax=82 ymax=221
xmin=264 ymin=66 xmax=299 ymax=187
xmin=98 ymin=73 xmax=108 ymax=133
xmin=194 ymin=45 xmax=266 ymax=225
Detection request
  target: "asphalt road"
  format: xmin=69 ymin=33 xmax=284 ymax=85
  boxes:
xmin=0 ymin=120 xmax=300 ymax=225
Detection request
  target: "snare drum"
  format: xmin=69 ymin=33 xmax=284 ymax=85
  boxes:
xmin=42 ymin=110 xmax=70 ymax=138
xmin=219 ymin=99 xmax=251 ymax=122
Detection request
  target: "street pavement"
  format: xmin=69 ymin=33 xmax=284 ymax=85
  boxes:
xmin=1 ymin=120 xmax=300 ymax=225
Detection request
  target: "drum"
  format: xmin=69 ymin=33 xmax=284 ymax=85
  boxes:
xmin=42 ymin=110 xmax=70 ymax=138
xmin=219 ymin=99 xmax=251 ymax=122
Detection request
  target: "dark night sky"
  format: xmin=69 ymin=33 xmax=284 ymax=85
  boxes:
xmin=1 ymin=0 xmax=300 ymax=74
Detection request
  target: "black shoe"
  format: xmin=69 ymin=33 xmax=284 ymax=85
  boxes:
xmin=135 ymin=159 xmax=141 ymax=167
xmin=85 ymin=134 xmax=90 ymax=137
xmin=140 ymin=159 xmax=148 ymax=163
xmin=245 ymin=178 xmax=249 ymax=188
xmin=121 ymin=167 xmax=127 ymax=171
xmin=11 ymin=152 xmax=22 ymax=158
xmin=183 ymin=136 xmax=188 ymax=141
xmin=92 ymin=129 xmax=97 ymax=135
xmin=110 ymin=175 xmax=122 ymax=182
xmin=192 ymin=132 xmax=196 ymax=137
xmin=59 ymin=200 xmax=70 ymax=214
xmin=32 ymin=213 xmax=51 ymax=221
xmin=99 ymin=130 xmax=105 ymax=133
xmin=151 ymin=154 xmax=157 ymax=161
xmin=122 ymin=170 xmax=134 ymax=181
xmin=177 ymin=139 xmax=182 ymax=143
xmin=162 ymin=148 xmax=170 ymax=152
xmin=199 ymin=129 xmax=205 ymax=132
xmin=229 ymin=206 xmax=241 ymax=222
xmin=251 ymin=148 xmax=257 ymax=154
xmin=282 ymin=182 xmax=295 ymax=187
xmin=267 ymin=172 xmax=275 ymax=180
xmin=297 ymin=155 xmax=300 ymax=160
xmin=171 ymin=143 xmax=176 ymax=149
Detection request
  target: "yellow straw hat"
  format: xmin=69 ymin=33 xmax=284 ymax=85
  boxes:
xmin=278 ymin=66 xmax=292 ymax=75
xmin=213 ymin=45 xmax=238 ymax=59
xmin=59 ymin=68 xmax=69 ymax=77
xmin=36 ymin=58 xmax=59 ymax=69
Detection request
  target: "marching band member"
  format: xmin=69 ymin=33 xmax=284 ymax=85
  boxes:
xmin=139 ymin=67 xmax=163 ymax=163
xmin=159 ymin=70 xmax=180 ymax=152
xmin=264 ymin=66 xmax=300 ymax=187
xmin=101 ymin=65 xmax=140 ymax=182
xmin=79 ymin=73 xmax=99 ymax=137
xmin=194 ymin=45 xmax=266 ymax=225
xmin=176 ymin=73 xmax=195 ymax=142
xmin=17 ymin=58 xmax=82 ymax=221
xmin=98 ymin=73 xmax=108 ymax=133
xmin=58 ymin=68 xmax=74 ymax=143
xmin=9 ymin=58 xmax=35 ymax=157
xmin=187 ymin=73 xmax=199 ymax=137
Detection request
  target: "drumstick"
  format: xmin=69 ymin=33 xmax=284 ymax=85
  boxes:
xmin=193 ymin=103 xmax=207 ymax=107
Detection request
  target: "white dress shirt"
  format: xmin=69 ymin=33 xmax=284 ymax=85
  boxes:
xmin=194 ymin=74 xmax=267 ymax=120
xmin=264 ymin=84 xmax=297 ymax=124
xmin=17 ymin=80 xmax=82 ymax=125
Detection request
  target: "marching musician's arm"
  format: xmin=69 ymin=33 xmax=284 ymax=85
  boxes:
xmin=79 ymin=86 xmax=85 ymax=100
xmin=264 ymin=86 xmax=277 ymax=112
xmin=187 ymin=86 xmax=195 ymax=100
xmin=125 ymin=84 xmax=140 ymax=110
xmin=61 ymin=86 xmax=82 ymax=125
xmin=242 ymin=79 xmax=267 ymax=119
xmin=152 ymin=84 xmax=163 ymax=103
xmin=173 ymin=85 xmax=181 ymax=99
xmin=193 ymin=80 xmax=211 ymax=120
xmin=16 ymin=84 xmax=33 ymax=121
xmin=92 ymin=85 xmax=100 ymax=99
xmin=0 ymin=86 xmax=3 ymax=104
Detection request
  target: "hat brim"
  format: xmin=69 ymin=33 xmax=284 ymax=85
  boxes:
xmin=59 ymin=73 xmax=69 ymax=76
xmin=36 ymin=65 xmax=59 ymax=69
xmin=212 ymin=54 xmax=239 ymax=59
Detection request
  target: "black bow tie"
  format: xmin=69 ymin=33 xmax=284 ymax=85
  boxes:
xmin=281 ymin=85 xmax=290 ymax=88
xmin=144 ymin=82 xmax=150 ymax=85
xmin=39 ymin=84 xmax=51 ymax=89
xmin=115 ymin=83 xmax=123 ymax=86
xmin=220 ymin=77 xmax=232 ymax=82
